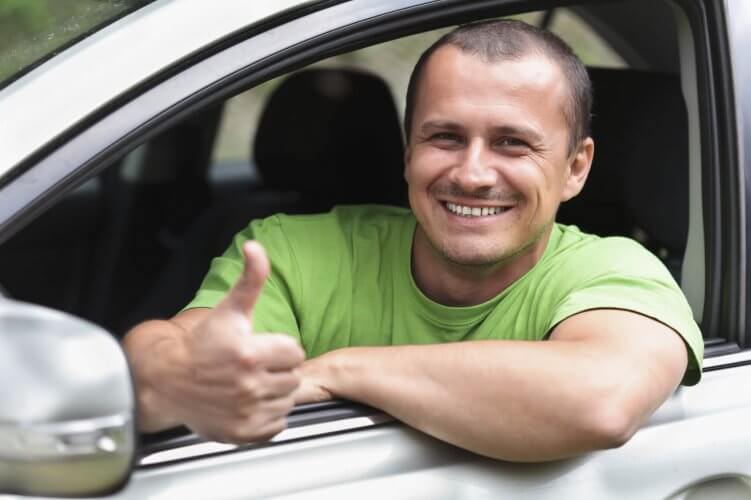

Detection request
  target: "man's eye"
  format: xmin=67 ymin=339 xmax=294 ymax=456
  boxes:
xmin=431 ymin=132 xmax=461 ymax=143
xmin=497 ymin=137 xmax=528 ymax=148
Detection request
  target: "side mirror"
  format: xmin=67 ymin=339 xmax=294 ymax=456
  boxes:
xmin=0 ymin=299 xmax=135 ymax=497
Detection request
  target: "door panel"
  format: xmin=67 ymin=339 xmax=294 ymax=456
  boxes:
xmin=85 ymin=364 xmax=751 ymax=499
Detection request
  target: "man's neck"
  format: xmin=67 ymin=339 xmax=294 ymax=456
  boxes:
xmin=411 ymin=225 xmax=553 ymax=307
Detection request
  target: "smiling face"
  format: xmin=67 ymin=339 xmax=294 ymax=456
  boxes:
xmin=405 ymin=45 xmax=593 ymax=279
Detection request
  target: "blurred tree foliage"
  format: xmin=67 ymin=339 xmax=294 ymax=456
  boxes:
xmin=0 ymin=0 xmax=150 ymax=86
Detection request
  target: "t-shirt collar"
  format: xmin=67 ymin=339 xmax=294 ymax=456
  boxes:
xmin=399 ymin=215 xmax=562 ymax=327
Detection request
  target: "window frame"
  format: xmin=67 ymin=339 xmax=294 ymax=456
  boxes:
xmin=674 ymin=0 xmax=744 ymax=352
xmin=721 ymin=0 xmax=751 ymax=350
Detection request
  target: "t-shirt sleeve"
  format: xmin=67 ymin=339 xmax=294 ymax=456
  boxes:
xmin=182 ymin=216 xmax=302 ymax=342
xmin=547 ymin=237 xmax=704 ymax=386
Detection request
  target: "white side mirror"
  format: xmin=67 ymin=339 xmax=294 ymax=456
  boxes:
xmin=0 ymin=299 xmax=135 ymax=497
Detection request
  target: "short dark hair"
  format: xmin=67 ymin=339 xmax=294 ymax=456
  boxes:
xmin=404 ymin=19 xmax=592 ymax=155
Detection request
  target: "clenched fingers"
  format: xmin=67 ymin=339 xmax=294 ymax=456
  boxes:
xmin=187 ymin=333 xmax=303 ymax=385
xmin=194 ymin=396 xmax=295 ymax=444
xmin=242 ymin=333 xmax=305 ymax=371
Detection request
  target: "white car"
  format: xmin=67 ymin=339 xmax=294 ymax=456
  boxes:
xmin=1 ymin=0 xmax=750 ymax=498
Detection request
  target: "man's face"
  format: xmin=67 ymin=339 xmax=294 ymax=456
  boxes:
xmin=405 ymin=45 xmax=592 ymax=269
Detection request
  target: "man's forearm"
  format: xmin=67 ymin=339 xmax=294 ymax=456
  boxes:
xmin=315 ymin=312 xmax=686 ymax=462
xmin=320 ymin=342 xmax=631 ymax=461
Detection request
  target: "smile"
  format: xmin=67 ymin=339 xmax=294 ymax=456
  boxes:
xmin=443 ymin=202 xmax=512 ymax=217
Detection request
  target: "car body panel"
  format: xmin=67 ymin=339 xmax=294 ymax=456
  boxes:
xmin=11 ymin=365 xmax=749 ymax=499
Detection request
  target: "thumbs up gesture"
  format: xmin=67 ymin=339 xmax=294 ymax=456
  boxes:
xmin=173 ymin=241 xmax=305 ymax=442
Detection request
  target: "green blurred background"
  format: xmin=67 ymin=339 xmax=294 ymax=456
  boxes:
xmin=0 ymin=0 xmax=147 ymax=86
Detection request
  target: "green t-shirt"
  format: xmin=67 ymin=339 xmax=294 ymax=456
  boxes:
xmin=185 ymin=205 xmax=703 ymax=385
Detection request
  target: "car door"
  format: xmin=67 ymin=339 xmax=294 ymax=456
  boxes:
xmin=1 ymin=0 xmax=751 ymax=498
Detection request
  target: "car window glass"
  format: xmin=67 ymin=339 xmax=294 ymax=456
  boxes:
xmin=0 ymin=0 xmax=155 ymax=90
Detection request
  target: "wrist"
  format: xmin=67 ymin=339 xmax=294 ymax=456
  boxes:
xmin=128 ymin=327 xmax=187 ymax=432
xmin=324 ymin=347 xmax=366 ymax=400
xmin=136 ymin=383 xmax=177 ymax=433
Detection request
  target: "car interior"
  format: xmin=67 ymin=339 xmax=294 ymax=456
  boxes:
xmin=0 ymin=0 xmax=703 ymax=343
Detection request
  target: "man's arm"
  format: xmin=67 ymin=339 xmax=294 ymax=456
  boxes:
xmin=123 ymin=242 xmax=305 ymax=442
xmin=297 ymin=309 xmax=688 ymax=462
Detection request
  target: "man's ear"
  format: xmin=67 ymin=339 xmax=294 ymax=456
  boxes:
xmin=561 ymin=137 xmax=594 ymax=202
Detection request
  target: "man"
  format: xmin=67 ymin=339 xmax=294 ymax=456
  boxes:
xmin=124 ymin=20 xmax=703 ymax=461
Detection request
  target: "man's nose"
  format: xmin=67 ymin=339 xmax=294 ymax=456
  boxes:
xmin=450 ymin=139 xmax=498 ymax=191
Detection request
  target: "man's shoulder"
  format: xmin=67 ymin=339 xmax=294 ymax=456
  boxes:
xmin=246 ymin=205 xmax=413 ymax=266
xmin=251 ymin=204 xmax=413 ymax=239
xmin=554 ymin=223 xmax=656 ymax=257
xmin=550 ymin=223 xmax=672 ymax=279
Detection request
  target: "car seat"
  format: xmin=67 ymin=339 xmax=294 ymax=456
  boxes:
xmin=86 ymin=104 xmax=223 ymax=329
xmin=117 ymin=68 xmax=406 ymax=333
xmin=557 ymin=67 xmax=689 ymax=279
xmin=254 ymin=68 xmax=407 ymax=208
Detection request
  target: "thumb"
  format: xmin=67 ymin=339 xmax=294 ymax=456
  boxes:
xmin=219 ymin=240 xmax=270 ymax=322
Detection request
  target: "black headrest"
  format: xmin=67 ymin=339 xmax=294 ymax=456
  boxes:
xmin=558 ymin=68 xmax=689 ymax=256
xmin=253 ymin=68 xmax=406 ymax=206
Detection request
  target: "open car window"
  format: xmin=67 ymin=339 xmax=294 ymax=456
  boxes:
xmin=0 ymin=0 xmax=711 ymax=339
xmin=0 ymin=1 xmax=703 ymax=332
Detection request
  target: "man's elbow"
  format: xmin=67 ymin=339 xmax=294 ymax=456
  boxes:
xmin=587 ymin=400 xmax=642 ymax=450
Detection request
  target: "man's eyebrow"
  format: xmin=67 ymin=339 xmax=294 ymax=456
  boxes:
xmin=420 ymin=120 xmax=464 ymax=133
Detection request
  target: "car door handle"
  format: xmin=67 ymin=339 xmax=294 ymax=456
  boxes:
xmin=667 ymin=475 xmax=751 ymax=500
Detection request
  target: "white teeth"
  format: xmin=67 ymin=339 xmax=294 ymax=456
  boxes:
xmin=445 ymin=202 xmax=507 ymax=217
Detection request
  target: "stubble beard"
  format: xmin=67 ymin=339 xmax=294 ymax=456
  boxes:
xmin=429 ymin=218 xmax=554 ymax=273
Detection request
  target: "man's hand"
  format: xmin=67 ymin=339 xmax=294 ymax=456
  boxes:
xmin=124 ymin=241 xmax=305 ymax=443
